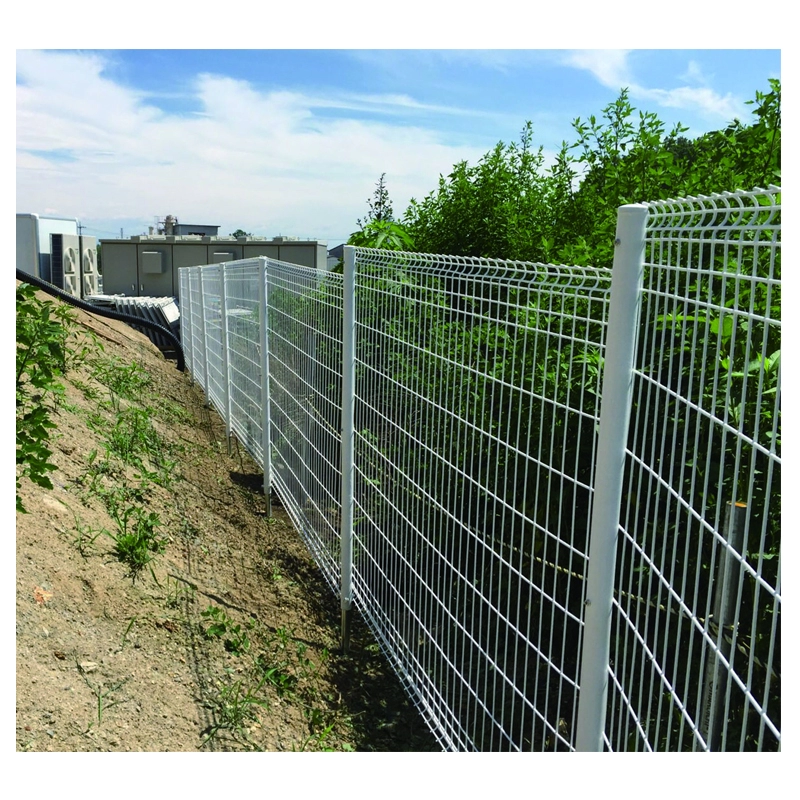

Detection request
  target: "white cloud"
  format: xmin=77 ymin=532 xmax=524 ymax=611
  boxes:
xmin=562 ymin=50 xmax=633 ymax=90
xmin=345 ymin=49 xmax=533 ymax=78
xmin=16 ymin=51 xmax=490 ymax=241
xmin=302 ymin=91 xmax=495 ymax=119
xmin=563 ymin=49 xmax=744 ymax=120
xmin=680 ymin=59 xmax=709 ymax=86
xmin=635 ymin=85 xmax=742 ymax=119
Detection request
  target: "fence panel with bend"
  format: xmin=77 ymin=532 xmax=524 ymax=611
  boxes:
xmin=178 ymin=187 xmax=780 ymax=752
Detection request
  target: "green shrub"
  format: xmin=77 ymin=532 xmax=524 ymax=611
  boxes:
xmin=16 ymin=282 xmax=73 ymax=512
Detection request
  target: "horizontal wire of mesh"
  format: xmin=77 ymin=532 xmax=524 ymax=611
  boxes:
xmin=349 ymin=249 xmax=612 ymax=750
xmin=266 ymin=264 xmax=344 ymax=593
xmin=607 ymin=188 xmax=781 ymax=751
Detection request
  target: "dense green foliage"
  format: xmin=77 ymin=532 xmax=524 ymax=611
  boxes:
xmin=401 ymin=79 xmax=781 ymax=267
xmin=346 ymin=219 xmax=415 ymax=252
xmin=403 ymin=121 xmax=556 ymax=261
xmin=16 ymin=283 xmax=78 ymax=512
xmin=345 ymin=173 xmax=416 ymax=253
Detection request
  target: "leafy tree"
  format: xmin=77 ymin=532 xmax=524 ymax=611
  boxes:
xmin=550 ymin=80 xmax=781 ymax=267
xmin=230 ymin=229 xmax=252 ymax=238
xmin=686 ymin=77 xmax=780 ymax=192
xmin=339 ymin=174 xmax=416 ymax=262
xmin=400 ymin=80 xmax=780 ymax=270
xmin=404 ymin=122 xmax=553 ymax=261
xmin=358 ymin=173 xmax=394 ymax=227
xmin=347 ymin=219 xmax=415 ymax=251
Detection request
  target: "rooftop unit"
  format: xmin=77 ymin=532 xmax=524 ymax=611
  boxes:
xmin=154 ymin=215 xmax=220 ymax=237
xmin=16 ymin=213 xmax=98 ymax=299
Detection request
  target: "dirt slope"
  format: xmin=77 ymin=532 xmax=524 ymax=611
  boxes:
xmin=15 ymin=291 xmax=437 ymax=752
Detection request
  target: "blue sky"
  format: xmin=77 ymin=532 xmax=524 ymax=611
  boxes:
xmin=16 ymin=48 xmax=780 ymax=248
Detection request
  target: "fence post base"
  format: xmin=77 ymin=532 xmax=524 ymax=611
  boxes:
xmin=340 ymin=607 xmax=352 ymax=653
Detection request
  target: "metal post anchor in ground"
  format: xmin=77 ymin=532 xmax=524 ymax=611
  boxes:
xmin=340 ymin=245 xmax=357 ymax=653
xmin=576 ymin=204 xmax=647 ymax=751
xmin=700 ymin=501 xmax=747 ymax=751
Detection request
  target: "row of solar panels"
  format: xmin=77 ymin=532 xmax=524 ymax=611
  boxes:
xmin=86 ymin=294 xmax=181 ymax=354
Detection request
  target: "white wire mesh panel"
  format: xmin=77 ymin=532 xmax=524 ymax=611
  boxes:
xmin=178 ymin=269 xmax=193 ymax=376
xmin=223 ymin=260 xmax=264 ymax=463
xmin=349 ymin=250 xmax=612 ymax=750
xmin=200 ymin=265 xmax=227 ymax=419
xmin=185 ymin=267 xmax=206 ymax=390
xmin=266 ymin=263 xmax=344 ymax=592
xmin=606 ymin=188 xmax=781 ymax=751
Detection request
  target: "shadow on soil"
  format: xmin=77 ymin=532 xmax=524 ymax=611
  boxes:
xmin=235 ymin=478 xmax=442 ymax=752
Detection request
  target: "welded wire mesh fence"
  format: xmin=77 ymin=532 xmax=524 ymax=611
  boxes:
xmin=605 ymin=189 xmax=781 ymax=752
xmin=345 ymin=252 xmax=613 ymax=751
xmin=266 ymin=263 xmax=344 ymax=592
xmin=178 ymin=186 xmax=780 ymax=752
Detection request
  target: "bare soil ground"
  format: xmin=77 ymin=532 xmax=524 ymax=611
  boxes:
xmin=15 ymin=291 xmax=439 ymax=752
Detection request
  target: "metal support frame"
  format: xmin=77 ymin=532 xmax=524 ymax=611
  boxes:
xmin=220 ymin=265 xmax=233 ymax=455
xmin=198 ymin=269 xmax=211 ymax=403
xmin=179 ymin=270 xmax=193 ymax=383
xmin=340 ymin=245 xmax=356 ymax=652
xmin=700 ymin=501 xmax=748 ymax=750
xmin=576 ymin=204 xmax=647 ymax=751
xmin=173 ymin=188 xmax=780 ymax=750
xmin=259 ymin=257 xmax=272 ymax=497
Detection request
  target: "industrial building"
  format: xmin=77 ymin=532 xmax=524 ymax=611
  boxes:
xmin=17 ymin=210 xmax=330 ymax=307
xmin=98 ymin=233 xmax=329 ymax=299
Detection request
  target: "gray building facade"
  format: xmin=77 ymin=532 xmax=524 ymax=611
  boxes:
xmin=99 ymin=235 xmax=329 ymax=299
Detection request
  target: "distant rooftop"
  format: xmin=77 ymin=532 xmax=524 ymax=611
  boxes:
xmin=173 ymin=223 xmax=219 ymax=236
xmin=100 ymin=234 xmax=327 ymax=245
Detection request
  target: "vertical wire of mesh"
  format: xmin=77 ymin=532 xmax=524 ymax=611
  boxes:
xmin=606 ymin=187 xmax=781 ymax=752
xmin=348 ymin=249 xmax=612 ymax=750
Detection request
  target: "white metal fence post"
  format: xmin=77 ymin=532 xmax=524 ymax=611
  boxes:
xmin=576 ymin=204 xmax=647 ymax=751
xmin=259 ymin=257 xmax=272 ymax=496
xmin=340 ymin=245 xmax=357 ymax=652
